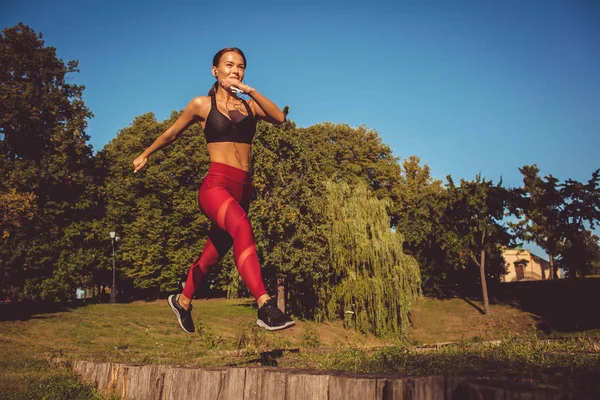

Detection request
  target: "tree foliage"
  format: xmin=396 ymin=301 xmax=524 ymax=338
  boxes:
xmin=0 ymin=23 xmax=96 ymax=300
xmin=442 ymin=175 xmax=511 ymax=312
xmin=392 ymin=156 xmax=447 ymax=294
xmin=99 ymin=112 xmax=211 ymax=296
xmin=509 ymin=165 xmax=600 ymax=278
xmin=558 ymin=229 xmax=600 ymax=278
xmin=509 ymin=165 xmax=564 ymax=278
xmin=301 ymin=123 xmax=405 ymax=220
xmin=322 ymin=180 xmax=421 ymax=338
xmin=395 ymin=156 xmax=444 ymax=249
xmin=249 ymin=119 xmax=329 ymax=315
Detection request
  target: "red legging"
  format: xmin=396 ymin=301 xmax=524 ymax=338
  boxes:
xmin=182 ymin=162 xmax=267 ymax=301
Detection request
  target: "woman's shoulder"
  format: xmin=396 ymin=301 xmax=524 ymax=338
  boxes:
xmin=187 ymin=96 xmax=212 ymax=113
xmin=190 ymin=95 xmax=211 ymax=106
xmin=180 ymin=96 xmax=212 ymax=121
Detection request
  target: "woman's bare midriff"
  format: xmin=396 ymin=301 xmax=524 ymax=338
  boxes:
xmin=207 ymin=142 xmax=252 ymax=172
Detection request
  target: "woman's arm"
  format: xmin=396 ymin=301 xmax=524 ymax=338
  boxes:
xmin=247 ymin=88 xmax=286 ymax=125
xmin=221 ymin=79 xmax=285 ymax=125
xmin=133 ymin=97 xmax=206 ymax=172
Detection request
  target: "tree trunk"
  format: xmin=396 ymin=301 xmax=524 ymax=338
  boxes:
xmin=549 ymin=255 xmax=555 ymax=280
xmin=277 ymin=276 xmax=285 ymax=313
xmin=480 ymin=248 xmax=489 ymax=315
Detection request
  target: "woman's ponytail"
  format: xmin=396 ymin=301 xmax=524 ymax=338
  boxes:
xmin=207 ymin=81 xmax=218 ymax=96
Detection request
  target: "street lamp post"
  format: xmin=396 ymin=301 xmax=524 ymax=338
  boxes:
xmin=109 ymin=231 xmax=120 ymax=303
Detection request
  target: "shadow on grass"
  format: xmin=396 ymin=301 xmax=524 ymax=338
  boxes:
xmin=248 ymin=348 xmax=301 ymax=367
xmin=490 ymin=278 xmax=600 ymax=334
xmin=460 ymin=297 xmax=486 ymax=315
xmin=0 ymin=301 xmax=89 ymax=322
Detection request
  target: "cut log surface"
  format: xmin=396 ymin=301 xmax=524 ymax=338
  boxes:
xmin=69 ymin=360 xmax=569 ymax=400
xmin=285 ymin=370 xmax=330 ymax=400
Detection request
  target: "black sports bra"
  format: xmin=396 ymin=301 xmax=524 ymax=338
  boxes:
xmin=204 ymin=94 xmax=257 ymax=144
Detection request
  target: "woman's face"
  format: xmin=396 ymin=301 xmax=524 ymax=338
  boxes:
xmin=213 ymin=51 xmax=246 ymax=83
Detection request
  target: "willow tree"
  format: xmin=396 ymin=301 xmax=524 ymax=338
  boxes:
xmin=322 ymin=180 xmax=421 ymax=339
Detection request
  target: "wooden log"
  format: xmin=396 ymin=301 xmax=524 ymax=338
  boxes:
xmin=243 ymin=368 xmax=288 ymax=400
xmin=445 ymin=377 xmax=464 ymax=400
xmin=72 ymin=360 xmax=115 ymax=396
xmin=377 ymin=377 xmax=404 ymax=400
xmin=219 ymin=367 xmax=247 ymax=400
xmin=122 ymin=366 xmax=129 ymax=399
xmin=415 ymin=376 xmax=446 ymax=400
xmin=377 ymin=376 xmax=444 ymax=400
xmin=71 ymin=360 xmax=85 ymax=380
xmin=158 ymin=364 xmax=178 ymax=400
xmin=96 ymin=362 xmax=115 ymax=393
xmin=154 ymin=370 xmax=166 ymax=400
xmin=196 ymin=368 xmax=227 ymax=399
xmin=285 ymin=369 xmax=330 ymax=400
xmin=164 ymin=367 xmax=203 ymax=399
xmin=328 ymin=373 xmax=378 ymax=400
xmin=120 ymin=364 xmax=162 ymax=400
xmin=83 ymin=360 xmax=96 ymax=384
xmin=449 ymin=380 xmax=569 ymax=400
xmin=110 ymin=362 xmax=125 ymax=397
xmin=160 ymin=366 xmax=227 ymax=400
xmin=69 ymin=361 xmax=570 ymax=400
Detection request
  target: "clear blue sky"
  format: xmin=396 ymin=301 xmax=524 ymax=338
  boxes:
xmin=3 ymin=0 xmax=599 ymax=255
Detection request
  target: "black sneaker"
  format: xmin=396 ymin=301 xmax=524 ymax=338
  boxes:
xmin=168 ymin=294 xmax=195 ymax=334
xmin=257 ymin=299 xmax=295 ymax=331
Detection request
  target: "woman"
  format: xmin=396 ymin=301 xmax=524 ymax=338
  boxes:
xmin=132 ymin=47 xmax=295 ymax=333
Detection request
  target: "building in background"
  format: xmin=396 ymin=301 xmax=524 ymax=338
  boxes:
xmin=501 ymin=247 xmax=560 ymax=282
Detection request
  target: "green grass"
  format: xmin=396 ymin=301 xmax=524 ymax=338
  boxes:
xmin=0 ymin=339 xmax=102 ymax=400
xmin=0 ymin=298 xmax=395 ymax=366
xmin=1 ymin=296 xmax=599 ymax=398
xmin=408 ymin=297 xmax=539 ymax=344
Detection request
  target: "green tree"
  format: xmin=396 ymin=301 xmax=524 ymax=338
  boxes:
xmin=322 ymin=180 xmax=421 ymax=338
xmin=558 ymin=229 xmax=600 ymax=278
xmin=0 ymin=23 xmax=96 ymax=300
xmin=509 ymin=165 xmax=563 ymax=279
xmin=248 ymin=121 xmax=410 ymax=317
xmin=510 ymin=166 xmax=600 ymax=279
xmin=443 ymin=175 xmax=511 ymax=313
xmin=395 ymin=156 xmax=444 ymax=249
xmin=0 ymin=189 xmax=37 ymax=297
xmin=301 ymin=123 xmax=404 ymax=220
xmin=99 ymin=112 xmax=211 ymax=296
xmin=0 ymin=189 xmax=37 ymax=239
xmin=557 ymin=170 xmax=600 ymax=277
xmin=250 ymin=119 xmax=329 ymax=316
xmin=392 ymin=156 xmax=447 ymax=295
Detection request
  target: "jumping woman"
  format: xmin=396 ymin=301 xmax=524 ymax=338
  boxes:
xmin=132 ymin=47 xmax=295 ymax=333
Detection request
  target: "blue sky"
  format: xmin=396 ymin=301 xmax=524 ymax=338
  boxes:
xmin=3 ymin=0 xmax=599 ymax=256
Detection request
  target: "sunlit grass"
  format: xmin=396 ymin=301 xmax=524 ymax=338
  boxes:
xmin=0 ymin=339 xmax=101 ymax=400
xmin=1 ymin=296 xmax=599 ymax=397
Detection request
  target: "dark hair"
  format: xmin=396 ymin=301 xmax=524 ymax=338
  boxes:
xmin=208 ymin=47 xmax=247 ymax=96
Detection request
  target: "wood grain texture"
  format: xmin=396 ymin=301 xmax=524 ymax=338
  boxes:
xmin=69 ymin=361 xmax=566 ymax=400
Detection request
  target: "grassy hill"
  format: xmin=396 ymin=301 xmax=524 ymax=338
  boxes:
xmin=1 ymin=284 xmax=599 ymax=398
xmin=490 ymin=277 xmax=600 ymax=333
xmin=0 ymin=297 xmax=541 ymax=365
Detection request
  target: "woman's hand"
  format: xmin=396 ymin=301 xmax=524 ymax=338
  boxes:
xmin=221 ymin=78 xmax=254 ymax=95
xmin=133 ymin=154 xmax=148 ymax=173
